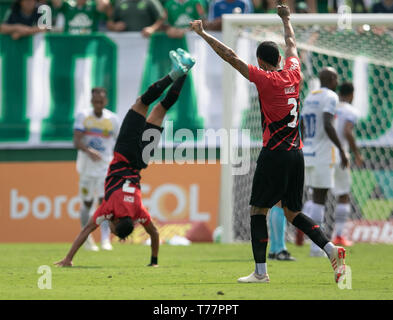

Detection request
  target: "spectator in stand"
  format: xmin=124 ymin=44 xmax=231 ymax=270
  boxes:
xmin=106 ymin=0 xmax=165 ymax=37
xmin=51 ymin=0 xmax=109 ymax=34
xmin=165 ymin=0 xmax=206 ymax=38
xmin=352 ymin=0 xmax=369 ymax=12
xmin=372 ymin=0 xmax=393 ymax=12
xmin=0 ymin=0 xmax=46 ymax=39
xmin=207 ymin=0 xmax=253 ymax=31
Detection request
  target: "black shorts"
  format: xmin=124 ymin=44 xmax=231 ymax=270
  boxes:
xmin=114 ymin=109 xmax=163 ymax=170
xmin=249 ymin=148 xmax=304 ymax=212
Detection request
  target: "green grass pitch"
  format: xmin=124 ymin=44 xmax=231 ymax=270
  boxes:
xmin=1 ymin=242 xmax=393 ymax=300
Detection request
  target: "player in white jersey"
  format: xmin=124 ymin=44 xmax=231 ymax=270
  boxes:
xmin=332 ymin=82 xmax=363 ymax=246
xmin=73 ymin=87 xmax=119 ymax=251
xmin=300 ymin=67 xmax=349 ymax=256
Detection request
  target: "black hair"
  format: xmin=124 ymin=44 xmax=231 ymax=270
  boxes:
xmin=115 ymin=217 xmax=134 ymax=240
xmin=91 ymin=87 xmax=107 ymax=96
xmin=256 ymin=41 xmax=280 ymax=67
xmin=339 ymin=82 xmax=354 ymax=97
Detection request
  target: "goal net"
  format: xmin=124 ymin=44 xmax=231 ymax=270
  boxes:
xmin=220 ymin=14 xmax=393 ymax=243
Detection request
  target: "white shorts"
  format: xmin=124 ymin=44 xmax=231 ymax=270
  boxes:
xmin=79 ymin=175 xmax=106 ymax=202
xmin=305 ymin=165 xmax=335 ymax=189
xmin=332 ymin=165 xmax=351 ymax=196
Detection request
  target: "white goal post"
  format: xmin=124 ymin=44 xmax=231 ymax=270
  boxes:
xmin=219 ymin=14 xmax=393 ymax=243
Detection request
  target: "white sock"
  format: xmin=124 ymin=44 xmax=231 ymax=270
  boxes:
xmin=255 ymin=263 xmax=267 ymax=275
xmin=101 ymin=220 xmax=111 ymax=242
xmin=309 ymin=202 xmax=325 ymax=223
xmin=323 ymin=242 xmax=335 ymax=258
xmin=80 ymin=203 xmax=91 ymax=228
xmin=310 ymin=202 xmax=325 ymax=252
xmin=335 ymin=203 xmax=351 ymax=237
xmin=302 ymin=200 xmax=313 ymax=217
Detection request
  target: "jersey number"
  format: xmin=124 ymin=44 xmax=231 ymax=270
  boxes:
xmin=287 ymin=98 xmax=298 ymax=128
xmin=304 ymin=113 xmax=316 ymax=138
xmin=123 ymin=181 xmax=135 ymax=194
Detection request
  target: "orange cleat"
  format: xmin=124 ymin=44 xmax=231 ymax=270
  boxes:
xmin=332 ymin=236 xmax=353 ymax=247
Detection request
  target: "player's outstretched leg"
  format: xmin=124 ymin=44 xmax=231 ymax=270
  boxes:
xmin=146 ymin=74 xmax=187 ymax=127
xmin=131 ymin=50 xmax=190 ymax=118
xmin=296 ymin=199 xmax=313 ymax=246
xmin=286 ymin=209 xmax=346 ymax=283
xmin=140 ymin=49 xmax=195 ymax=165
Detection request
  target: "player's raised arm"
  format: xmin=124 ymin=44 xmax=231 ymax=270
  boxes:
xmin=277 ymin=2 xmax=298 ymax=58
xmin=189 ymin=20 xmax=249 ymax=80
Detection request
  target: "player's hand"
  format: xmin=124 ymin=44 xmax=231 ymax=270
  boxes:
xmin=141 ymin=26 xmax=155 ymax=38
xmin=339 ymin=150 xmax=349 ymax=169
xmin=11 ymin=32 xmax=22 ymax=40
xmin=107 ymin=21 xmax=126 ymax=32
xmin=277 ymin=3 xmax=291 ymax=19
xmin=54 ymin=258 xmax=73 ymax=267
xmin=87 ymin=147 xmax=102 ymax=162
xmin=189 ymin=20 xmax=204 ymax=36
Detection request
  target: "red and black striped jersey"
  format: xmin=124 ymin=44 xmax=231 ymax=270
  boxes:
xmin=104 ymin=151 xmax=141 ymax=201
xmin=248 ymin=56 xmax=303 ymax=151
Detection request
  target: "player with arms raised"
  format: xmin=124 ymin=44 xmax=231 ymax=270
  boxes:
xmin=190 ymin=2 xmax=346 ymax=283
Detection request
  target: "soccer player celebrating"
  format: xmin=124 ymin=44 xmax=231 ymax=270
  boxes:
xmin=301 ymin=67 xmax=349 ymax=257
xmin=73 ymin=87 xmax=119 ymax=252
xmin=190 ymin=2 xmax=346 ymax=283
xmin=55 ymin=48 xmax=195 ymax=268
xmin=332 ymin=82 xmax=363 ymax=246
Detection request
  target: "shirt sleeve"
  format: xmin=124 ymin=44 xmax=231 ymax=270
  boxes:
xmin=2 ymin=9 xmax=12 ymax=24
xmin=323 ymin=93 xmax=338 ymax=115
xmin=113 ymin=6 xmax=121 ymax=22
xmin=149 ymin=0 xmax=165 ymax=20
xmin=344 ymin=109 xmax=359 ymax=124
xmin=139 ymin=205 xmax=152 ymax=227
xmin=73 ymin=112 xmax=86 ymax=131
xmin=284 ymin=56 xmax=301 ymax=73
xmin=248 ymin=64 xmax=268 ymax=88
xmin=93 ymin=205 xmax=113 ymax=226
